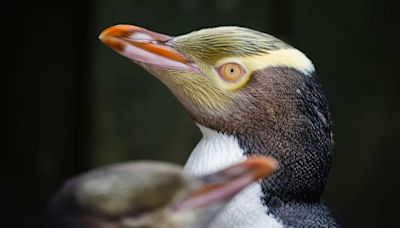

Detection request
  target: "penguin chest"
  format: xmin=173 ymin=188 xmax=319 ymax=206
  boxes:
xmin=183 ymin=125 xmax=283 ymax=228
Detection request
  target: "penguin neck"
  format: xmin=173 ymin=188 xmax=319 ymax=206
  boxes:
xmin=183 ymin=125 xmax=284 ymax=228
xmin=183 ymin=124 xmax=244 ymax=175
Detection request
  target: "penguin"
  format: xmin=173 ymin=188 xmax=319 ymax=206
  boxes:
xmin=46 ymin=157 xmax=278 ymax=228
xmin=99 ymin=25 xmax=338 ymax=227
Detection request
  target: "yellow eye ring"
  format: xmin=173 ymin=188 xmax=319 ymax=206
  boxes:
xmin=217 ymin=62 xmax=246 ymax=82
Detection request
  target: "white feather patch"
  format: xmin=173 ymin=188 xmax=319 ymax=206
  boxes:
xmin=184 ymin=125 xmax=283 ymax=228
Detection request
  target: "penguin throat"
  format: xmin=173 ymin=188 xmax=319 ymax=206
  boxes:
xmin=183 ymin=124 xmax=245 ymax=175
xmin=183 ymin=124 xmax=283 ymax=228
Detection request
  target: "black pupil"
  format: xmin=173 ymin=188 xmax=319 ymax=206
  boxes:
xmin=230 ymin=68 xmax=234 ymax=73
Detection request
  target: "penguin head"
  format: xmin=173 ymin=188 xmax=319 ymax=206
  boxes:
xmin=99 ymin=25 xmax=320 ymax=135
xmin=47 ymin=158 xmax=278 ymax=228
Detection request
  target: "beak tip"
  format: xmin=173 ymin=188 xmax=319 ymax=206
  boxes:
xmin=98 ymin=25 xmax=121 ymax=42
xmin=98 ymin=27 xmax=112 ymax=45
xmin=99 ymin=25 xmax=130 ymax=52
xmin=246 ymin=156 xmax=279 ymax=180
xmin=98 ymin=32 xmax=105 ymax=42
xmin=268 ymin=157 xmax=279 ymax=170
xmin=99 ymin=24 xmax=143 ymax=40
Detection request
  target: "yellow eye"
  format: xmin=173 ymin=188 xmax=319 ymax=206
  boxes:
xmin=218 ymin=63 xmax=245 ymax=82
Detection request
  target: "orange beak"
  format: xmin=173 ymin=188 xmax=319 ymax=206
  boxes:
xmin=172 ymin=156 xmax=279 ymax=211
xmin=99 ymin=24 xmax=197 ymax=71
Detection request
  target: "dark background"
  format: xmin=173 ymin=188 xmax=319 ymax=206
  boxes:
xmin=11 ymin=0 xmax=399 ymax=227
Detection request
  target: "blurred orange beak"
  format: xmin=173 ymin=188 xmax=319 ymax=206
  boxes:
xmin=173 ymin=156 xmax=279 ymax=211
xmin=99 ymin=24 xmax=197 ymax=71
